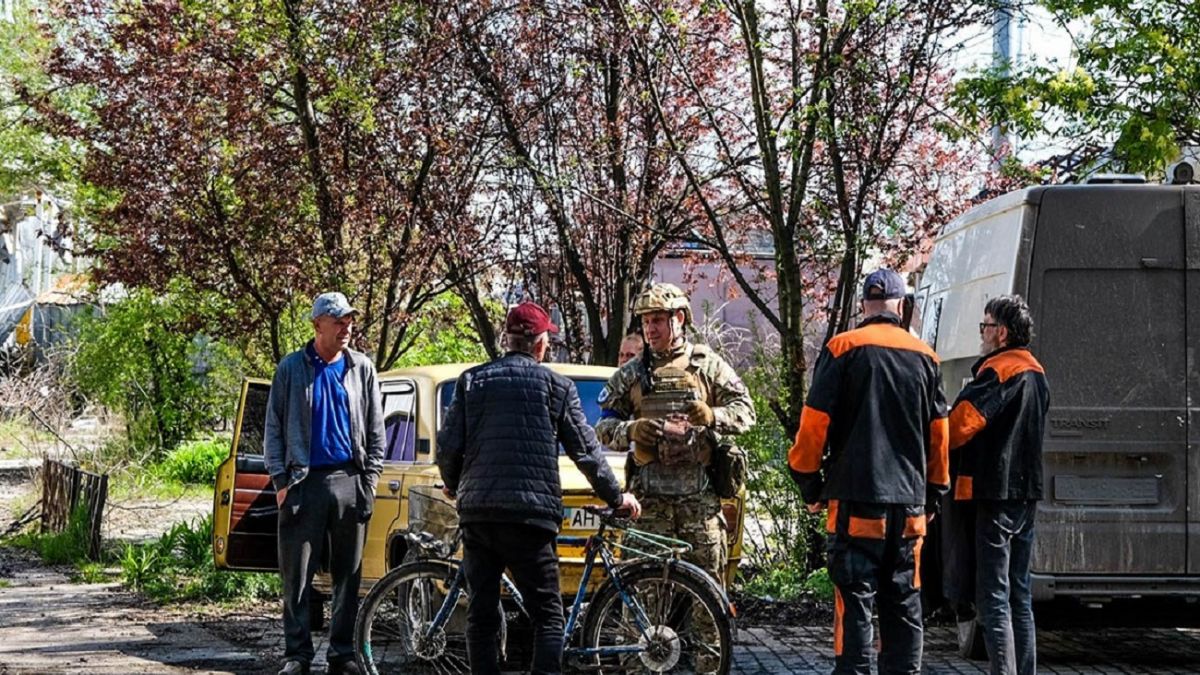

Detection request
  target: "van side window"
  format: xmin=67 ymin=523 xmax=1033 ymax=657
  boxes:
xmin=922 ymin=296 xmax=943 ymax=350
xmin=381 ymin=380 xmax=418 ymax=463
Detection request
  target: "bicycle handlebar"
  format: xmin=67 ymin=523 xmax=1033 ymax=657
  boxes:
xmin=582 ymin=504 xmax=633 ymax=520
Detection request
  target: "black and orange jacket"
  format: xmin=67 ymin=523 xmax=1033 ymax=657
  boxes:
xmin=787 ymin=313 xmax=950 ymax=511
xmin=948 ymin=347 xmax=1049 ymax=501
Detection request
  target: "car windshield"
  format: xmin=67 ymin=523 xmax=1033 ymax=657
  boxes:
xmin=439 ymin=377 xmax=615 ymax=453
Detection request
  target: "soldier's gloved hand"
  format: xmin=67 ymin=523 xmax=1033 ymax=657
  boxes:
xmin=630 ymin=418 xmax=664 ymax=447
xmin=683 ymin=400 xmax=715 ymax=427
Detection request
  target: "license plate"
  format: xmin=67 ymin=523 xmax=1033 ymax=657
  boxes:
xmin=562 ymin=506 xmax=600 ymax=532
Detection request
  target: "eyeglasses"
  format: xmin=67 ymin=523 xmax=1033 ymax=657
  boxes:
xmin=978 ymin=322 xmax=999 ymax=333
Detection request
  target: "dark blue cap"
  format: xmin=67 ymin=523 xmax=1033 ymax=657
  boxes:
xmin=862 ymin=269 xmax=906 ymax=300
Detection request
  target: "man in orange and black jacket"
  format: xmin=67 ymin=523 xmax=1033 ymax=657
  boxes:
xmin=948 ymin=295 xmax=1049 ymax=675
xmin=788 ymin=269 xmax=949 ymax=675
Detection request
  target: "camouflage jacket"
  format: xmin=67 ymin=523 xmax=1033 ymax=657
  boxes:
xmin=595 ymin=342 xmax=755 ymax=461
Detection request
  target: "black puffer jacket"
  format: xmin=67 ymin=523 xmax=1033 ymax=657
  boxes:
xmin=436 ymin=353 xmax=623 ymax=532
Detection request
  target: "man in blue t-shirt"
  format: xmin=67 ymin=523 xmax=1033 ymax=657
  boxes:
xmin=264 ymin=292 xmax=385 ymax=675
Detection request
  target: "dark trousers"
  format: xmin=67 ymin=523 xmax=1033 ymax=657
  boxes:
xmin=462 ymin=523 xmax=563 ymax=675
xmin=278 ymin=467 xmax=366 ymax=665
xmin=975 ymin=499 xmax=1037 ymax=675
xmin=827 ymin=501 xmax=926 ymax=675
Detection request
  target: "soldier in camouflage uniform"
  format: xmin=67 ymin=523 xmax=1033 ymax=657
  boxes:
xmin=596 ymin=283 xmax=755 ymax=585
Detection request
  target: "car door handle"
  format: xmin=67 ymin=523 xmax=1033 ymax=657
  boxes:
xmin=388 ymin=480 xmax=401 ymax=494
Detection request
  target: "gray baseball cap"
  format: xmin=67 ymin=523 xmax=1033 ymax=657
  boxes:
xmin=311 ymin=292 xmax=359 ymax=320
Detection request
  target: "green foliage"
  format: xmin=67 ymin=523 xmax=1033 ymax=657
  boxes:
xmin=392 ymin=294 xmax=492 ymax=367
xmin=803 ymin=567 xmax=834 ymax=601
xmin=5 ymin=505 xmax=101 ymax=583
xmin=738 ymin=355 xmax=824 ymax=578
xmin=74 ymin=561 xmax=110 ymax=584
xmin=11 ymin=504 xmax=93 ymax=565
xmin=70 ymin=283 xmax=242 ymax=458
xmin=117 ymin=514 xmax=280 ymax=603
xmin=0 ymin=7 xmax=87 ymax=201
xmin=153 ymin=437 xmax=229 ymax=485
xmin=742 ymin=564 xmax=806 ymax=601
xmin=951 ymin=1 xmax=1200 ymax=175
xmin=740 ymin=563 xmax=833 ymax=602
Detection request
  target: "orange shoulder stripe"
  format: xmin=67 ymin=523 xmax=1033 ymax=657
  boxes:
xmin=826 ymin=322 xmax=939 ymax=363
xmin=788 ymin=406 xmax=830 ymax=473
xmin=981 ymin=349 xmax=1045 ymax=383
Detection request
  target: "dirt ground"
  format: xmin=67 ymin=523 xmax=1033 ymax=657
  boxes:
xmin=0 ymin=464 xmax=280 ymax=674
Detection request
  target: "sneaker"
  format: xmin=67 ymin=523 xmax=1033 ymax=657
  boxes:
xmin=277 ymin=660 xmax=310 ymax=675
xmin=327 ymin=659 xmax=363 ymax=675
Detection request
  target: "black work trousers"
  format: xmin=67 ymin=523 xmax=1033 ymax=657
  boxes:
xmin=826 ymin=500 xmax=926 ymax=675
xmin=462 ymin=523 xmax=564 ymax=675
xmin=277 ymin=466 xmax=366 ymax=666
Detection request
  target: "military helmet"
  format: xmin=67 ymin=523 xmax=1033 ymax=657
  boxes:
xmin=633 ymin=283 xmax=692 ymax=325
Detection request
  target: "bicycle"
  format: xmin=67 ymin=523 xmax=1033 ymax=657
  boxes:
xmin=353 ymin=484 xmax=735 ymax=674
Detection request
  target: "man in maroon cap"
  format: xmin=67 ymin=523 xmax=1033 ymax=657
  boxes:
xmin=437 ymin=302 xmax=641 ymax=675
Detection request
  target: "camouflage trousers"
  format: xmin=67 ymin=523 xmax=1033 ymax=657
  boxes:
xmin=635 ymin=490 xmax=727 ymax=582
xmin=631 ymin=490 xmax=727 ymax=673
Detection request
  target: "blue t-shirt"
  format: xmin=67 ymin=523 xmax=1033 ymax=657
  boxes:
xmin=309 ymin=348 xmax=353 ymax=468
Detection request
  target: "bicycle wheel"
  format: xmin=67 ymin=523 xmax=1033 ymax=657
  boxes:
xmin=354 ymin=560 xmax=472 ymax=674
xmin=580 ymin=559 xmax=733 ymax=674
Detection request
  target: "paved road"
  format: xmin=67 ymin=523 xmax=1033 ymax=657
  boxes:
xmin=735 ymin=624 xmax=1200 ymax=674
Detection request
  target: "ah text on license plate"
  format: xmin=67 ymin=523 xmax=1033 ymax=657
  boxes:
xmin=562 ymin=506 xmax=600 ymax=532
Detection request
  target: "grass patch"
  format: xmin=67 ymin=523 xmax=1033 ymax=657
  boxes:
xmin=119 ymin=514 xmax=280 ymax=603
xmin=0 ymin=579 xmax=10 ymax=589
xmin=95 ymin=435 xmax=228 ymax=502
xmin=0 ymin=418 xmax=53 ymax=458
xmin=7 ymin=504 xmax=93 ymax=565
xmin=74 ymin=561 xmax=112 ymax=584
xmin=742 ymin=565 xmax=834 ymax=602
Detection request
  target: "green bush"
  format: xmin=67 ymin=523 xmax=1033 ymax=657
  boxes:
xmin=803 ymin=567 xmax=834 ymax=601
xmin=70 ymin=283 xmax=242 ymax=459
xmin=8 ymin=504 xmax=94 ymax=565
xmin=117 ymin=514 xmax=280 ymax=603
xmin=154 ymin=437 xmax=229 ymax=485
xmin=739 ymin=362 xmax=824 ymax=573
xmin=742 ymin=564 xmax=806 ymax=601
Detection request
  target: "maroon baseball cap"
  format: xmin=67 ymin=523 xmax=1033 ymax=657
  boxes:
xmin=505 ymin=302 xmax=559 ymax=336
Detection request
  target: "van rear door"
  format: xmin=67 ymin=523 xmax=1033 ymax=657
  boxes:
xmin=1028 ymin=186 xmax=1187 ymax=574
xmin=1184 ymin=188 xmax=1200 ymax=575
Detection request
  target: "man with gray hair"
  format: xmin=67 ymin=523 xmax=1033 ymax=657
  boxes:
xmin=437 ymin=301 xmax=641 ymax=675
xmin=264 ymin=292 xmax=385 ymax=675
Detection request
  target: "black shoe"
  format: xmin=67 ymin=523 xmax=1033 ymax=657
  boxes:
xmin=327 ymin=658 xmax=363 ymax=675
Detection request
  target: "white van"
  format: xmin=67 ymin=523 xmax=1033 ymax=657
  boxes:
xmin=916 ymin=182 xmax=1200 ymax=653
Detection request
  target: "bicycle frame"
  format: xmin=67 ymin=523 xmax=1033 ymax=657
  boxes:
xmin=411 ymin=511 xmax=688 ymax=664
xmin=561 ymin=525 xmax=656 ymax=659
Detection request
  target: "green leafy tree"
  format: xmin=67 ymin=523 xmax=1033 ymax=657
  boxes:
xmin=0 ymin=4 xmax=84 ymax=201
xmin=952 ymin=1 xmax=1200 ymax=174
xmin=71 ymin=284 xmax=241 ymax=457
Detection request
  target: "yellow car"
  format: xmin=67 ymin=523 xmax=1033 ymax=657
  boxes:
xmin=212 ymin=363 xmax=746 ymax=606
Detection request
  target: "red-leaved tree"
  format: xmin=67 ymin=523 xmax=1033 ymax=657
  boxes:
xmin=36 ymin=0 xmax=492 ymax=369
